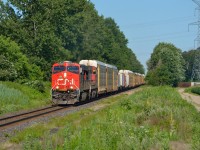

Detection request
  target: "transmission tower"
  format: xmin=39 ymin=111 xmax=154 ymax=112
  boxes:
xmin=189 ymin=0 xmax=200 ymax=47
xmin=190 ymin=0 xmax=200 ymax=81
xmin=191 ymin=50 xmax=200 ymax=81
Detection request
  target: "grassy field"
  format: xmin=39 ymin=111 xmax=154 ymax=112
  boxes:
xmin=0 ymin=81 xmax=51 ymax=115
xmin=2 ymin=86 xmax=200 ymax=150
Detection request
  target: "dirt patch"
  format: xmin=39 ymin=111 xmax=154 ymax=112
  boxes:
xmin=50 ymin=127 xmax=59 ymax=135
xmin=123 ymin=87 xmax=143 ymax=96
xmin=145 ymin=116 xmax=161 ymax=126
xmin=1 ymin=142 xmax=22 ymax=150
xmin=170 ymin=141 xmax=191 ymax=150
xmin=178 ymin=88 xmax=200 ymax=112
xmin=90 ymin=104 xmax=109 ymax=112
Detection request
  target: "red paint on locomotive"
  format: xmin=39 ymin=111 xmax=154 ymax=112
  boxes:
xmin=51 ymin=61 xmax=81 ymax=104
xmin=52 ymin=61 xmax=80 ymax=91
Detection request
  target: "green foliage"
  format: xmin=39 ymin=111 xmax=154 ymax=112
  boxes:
xmin=146 ymin=65 xmax=172 ymax=86
xmin=146 ymin=43 xmax=185 ymax=86
xmin=9 ymin=86 xmax=200 ymax=149
xmin=0 ymin=55 xmax=17 ymax=81
xmin=0 ymin=35 xmax=43 ymax=81
xmin=0 ymin=83 xmax=29 ymax=115
xmin=0 ymin=81 xmax=50 ymax=115
xmin=24 ymin=80 xmax=46 ymax=93
xmin=0 ymin=0 xmax=144 ymax=82
xmin=187 ymin=86 xmax=200 ymax=95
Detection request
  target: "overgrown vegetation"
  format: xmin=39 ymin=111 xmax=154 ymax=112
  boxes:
xmin=146 ymin=43 xmax=185 ymax=86
xmin=191 ymin=87 xmax=200 ymax=95
xmin=0 ymin=36 xmax=43 ymax=81
xmin=0 ymin=81 xmax=51 ymax=115
xmin=146 ymin=45 xmax=200 ymax=86
xmin=185 ymin=86 xmax=200 ymax=95
xmin=5 ymin=86 xmax=200 ymax=149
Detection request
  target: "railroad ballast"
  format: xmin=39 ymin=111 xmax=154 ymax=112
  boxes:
xmin=52 ymin=60 xmax=145 ymax=105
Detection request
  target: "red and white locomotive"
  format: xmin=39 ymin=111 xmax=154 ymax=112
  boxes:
xmin=52 ymin=60 xmax=145 ymax=105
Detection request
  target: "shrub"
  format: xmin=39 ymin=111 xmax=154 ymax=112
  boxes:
xmin=0 ymin=35 xmax=43 ymax=81
xmin=24 ymin=80 xmax=46 ymax=93
xmin=0 ymin=55 xmax=17 ymax=81
xmin=191 ymin=87 xmax=200 ymax=95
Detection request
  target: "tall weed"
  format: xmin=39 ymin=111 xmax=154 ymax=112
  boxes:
xmin=9 ymin=86 xmax=200 ymax=149
xmin=0 ymin=81 xmax=50 ymax=115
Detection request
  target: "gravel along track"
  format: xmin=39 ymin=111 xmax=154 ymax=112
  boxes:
xmin=0 ymin=87 xmax=142 ymax=143
xmin=0 ymin=106 xmax=67 ymax=130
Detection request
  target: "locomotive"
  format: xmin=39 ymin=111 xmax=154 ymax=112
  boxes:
xmin=51 ymin=60 xmax=145 ymax=105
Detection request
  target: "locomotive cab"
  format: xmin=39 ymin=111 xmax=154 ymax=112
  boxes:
xmin=51 ymin=61 xmax=80 ymax=105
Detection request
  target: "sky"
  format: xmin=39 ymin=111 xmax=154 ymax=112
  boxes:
xmin=90 ymin=0 xmax=198 ymax=72
xmin=2 ymin=0 xmax=198 ymax=72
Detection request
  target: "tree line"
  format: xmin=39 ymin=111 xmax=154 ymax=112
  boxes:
xmin=0 ymin=0 xmax=144 ymax=84
xmin=146 ymin=42 xmax=200 ymax=86
xmin=1 ymin=0 xmax=197 ymax=87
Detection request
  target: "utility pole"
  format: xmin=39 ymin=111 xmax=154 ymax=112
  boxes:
xmin=190 ymin=0 xmax=200 ymax=81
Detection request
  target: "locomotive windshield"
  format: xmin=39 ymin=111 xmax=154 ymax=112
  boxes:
xmin=67 ymin=66 xmax=79 ymax=74
xmin=53 ymin=65 xmax=79 ymax=74
xmin=53 ymin=66 xmax=65 ymax=74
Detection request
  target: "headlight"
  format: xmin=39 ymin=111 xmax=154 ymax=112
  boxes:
xmin=70 ymin=86 xmax=73 ymax=89
xmin=64 ymin=73 xmax=67 ymax=78
xmin=56 ymin=86 xmax=59 ymax=89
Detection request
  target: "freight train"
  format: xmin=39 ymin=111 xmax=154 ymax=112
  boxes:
xmin=51 ymin=60 xmax=145 ymax=105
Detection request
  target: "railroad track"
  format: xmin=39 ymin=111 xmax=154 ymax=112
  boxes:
xmin=0 ymin=105 xmax=69 ymax=130
xmin=0 ymin=86 xmax=142 ymax=131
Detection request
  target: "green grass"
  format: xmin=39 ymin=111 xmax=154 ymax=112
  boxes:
xmin=4 ymin=86 xmax=200 ymax=150
xmin=185 ymin=86 xmax=200 ymax=95
xmin=0 ymin=81 xmax=51 ymax=115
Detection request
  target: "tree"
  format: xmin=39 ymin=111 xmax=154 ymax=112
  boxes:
xmin=146 ymin=43 xmax=185 ymax=86
xmin=0 ymin=35 xmax=43 ymax=81
xmin=0 ymin=0 xmax=144 ymax=81
xmin=0 ymin=55 xmax=17 ymax=81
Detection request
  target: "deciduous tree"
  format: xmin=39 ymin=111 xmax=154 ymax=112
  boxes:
xmin=146 ymin=43 xmax=185 ymax=86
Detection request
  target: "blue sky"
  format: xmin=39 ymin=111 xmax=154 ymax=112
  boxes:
xmin=90 ymin=0 xmax=198 ymax=71
xmin=2 ymin=0 xmax=198 ymax=71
